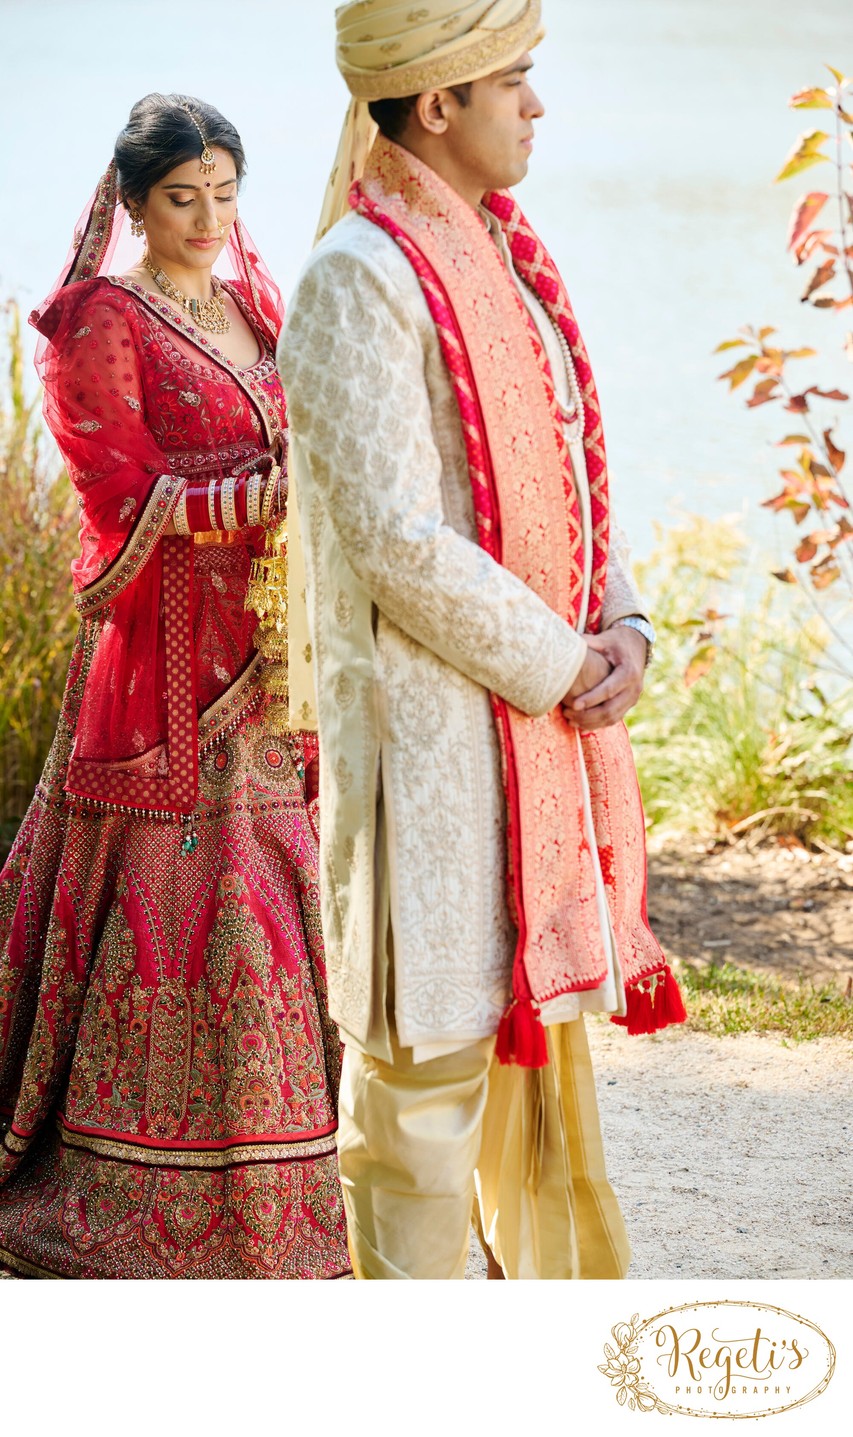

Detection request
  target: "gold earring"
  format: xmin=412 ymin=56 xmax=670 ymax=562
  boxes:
xmin=128 ymin=208 xmax=145 ymax=239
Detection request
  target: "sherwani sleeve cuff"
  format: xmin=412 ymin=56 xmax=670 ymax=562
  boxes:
xmin=601 ymin=518 xmax=649 ymax=629
xmin=531 ymin=628 xmax=587 ymax=717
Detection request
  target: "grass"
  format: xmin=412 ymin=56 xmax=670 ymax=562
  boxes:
xmin=628 ymin=516 xmax=853 ymax=852
xmin=672 ymin=959 xmax=853 ymax=1042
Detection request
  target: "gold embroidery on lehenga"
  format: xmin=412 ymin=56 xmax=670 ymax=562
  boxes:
xmin=145 ymin=982 xmax=192 ymax=1138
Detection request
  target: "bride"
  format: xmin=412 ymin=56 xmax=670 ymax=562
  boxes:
xmin=0 ymin=93 xmax=349 ymax=1278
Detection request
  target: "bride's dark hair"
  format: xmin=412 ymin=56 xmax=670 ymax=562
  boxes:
xmin=114 ymin=92 xmax=247 ymax=209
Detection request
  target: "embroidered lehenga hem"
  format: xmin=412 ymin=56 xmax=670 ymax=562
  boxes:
xmin=0 ymin=666 xmax=350 ymax=1278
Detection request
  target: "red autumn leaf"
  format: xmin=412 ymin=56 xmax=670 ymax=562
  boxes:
xmin=824 ymin=428 xmax=846 ymax=472
xmin=795 ymin=536 xmax=818 ymax=562
xmin=761 ymin=488 xmax=812 ymax=523
xmin=786 ymin=191 xmax=829 ymax=254
xmin=772 ymin=568 xmax=798 ymax=583
xmin=685 ymin=644 xmax=716 ymax=688
xmin=786 ymin=385 xmax=849 ymax=412
xmin=810 ymin=561 xmax=841 ymax=589
xmin=794 ymin=228 xmax=835 ymax=263
xmin=802 ymin=259 xmax=836 ymax=299
xmin=746 ymin=379 xmax=781 ymax=407
xmin=790 ymin=87 xmax=833 ymax=110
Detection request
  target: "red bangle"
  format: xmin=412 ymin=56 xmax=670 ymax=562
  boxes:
xmin=184 ymin=486 xmax=208 ymax=534
xmin=233 ymin=474 xmax=248 ymax=529
xmin=209 ymin=479 xmax=224 ymax=530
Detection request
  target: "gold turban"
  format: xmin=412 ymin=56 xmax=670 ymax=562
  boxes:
xmin=287 ymin=0 xmax=544 ymax=730
xmin=316 ymin=0 xmax=544 ymax=241
xmin=337 ymin=0 xmax=544 ymax=101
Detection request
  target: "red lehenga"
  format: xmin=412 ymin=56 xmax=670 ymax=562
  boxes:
xmin=0 ymin=166 xmax=350 ymax=1278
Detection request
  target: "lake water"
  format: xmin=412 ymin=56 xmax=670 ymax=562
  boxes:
xmin=1 ymin=0 xmax=852 ymax=560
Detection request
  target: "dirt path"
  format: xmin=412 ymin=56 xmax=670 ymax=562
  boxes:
xmin=587 ymin=1020 xmax=852 ymax=1279
xmin=647 ymin=841 xmax=853 ymax=990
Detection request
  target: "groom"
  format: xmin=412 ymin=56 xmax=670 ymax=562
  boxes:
xmin=278 ymin=0 xmax=684 ymax=1280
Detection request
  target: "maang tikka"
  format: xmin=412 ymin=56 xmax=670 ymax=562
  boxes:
xmin=180 ymin=102 xmax=216 ymax=175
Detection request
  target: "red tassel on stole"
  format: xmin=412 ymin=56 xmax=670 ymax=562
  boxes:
xmin=611 ymin=964 xmax=688 ymax=1036
xmin=495 ymin=997 xmax=549 ymax=1068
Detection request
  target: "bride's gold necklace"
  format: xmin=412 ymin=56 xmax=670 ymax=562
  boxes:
xmin=143 ymin=254 xmax=231 ymax=334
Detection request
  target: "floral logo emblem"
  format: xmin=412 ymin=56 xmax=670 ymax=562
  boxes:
xmin=599 ymin=1314 xmax=670 ymax=1414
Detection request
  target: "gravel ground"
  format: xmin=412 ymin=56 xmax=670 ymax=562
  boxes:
xmin=467 ymin=1019 xmax=853 ymax=1279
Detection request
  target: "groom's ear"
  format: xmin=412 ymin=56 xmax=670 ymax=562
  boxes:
xmin=415 ymin=89 xmax=451 ymax=136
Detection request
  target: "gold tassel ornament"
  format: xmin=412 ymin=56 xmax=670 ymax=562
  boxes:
xmin=245 ymin=465 xmax=291 ymax=735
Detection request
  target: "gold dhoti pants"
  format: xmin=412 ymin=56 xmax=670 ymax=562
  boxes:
xmin=337 ymin=1016 xmax=631 ymax=1280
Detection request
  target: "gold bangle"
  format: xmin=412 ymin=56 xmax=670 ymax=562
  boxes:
xmin=261 ymin=464 xmax=282 ymax=525
xmin=173 ymin=488 xmax=190 ymax=537
xmin=221 ymin=474 xmax=238 ymax=531
xmin=247 ymin=472 xmax=263 ymax=527
xmin=207 ymin=479 xmax=219 ymax=531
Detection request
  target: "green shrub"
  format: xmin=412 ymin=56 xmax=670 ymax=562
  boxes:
xmin=629 ymin=516 xmax=853 ymax=850
xmin=0 ymin=301 xmax=78 ymax=855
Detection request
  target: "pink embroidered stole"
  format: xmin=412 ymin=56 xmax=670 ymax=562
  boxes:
xmin=353 ymin=140 xmax=684 ymax=1048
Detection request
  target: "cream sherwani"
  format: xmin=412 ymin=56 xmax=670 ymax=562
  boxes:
xmin=280 ymin=212 xmax=645 ymax=1063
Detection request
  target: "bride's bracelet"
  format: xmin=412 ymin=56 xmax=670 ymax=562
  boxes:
xmin=246 ymin=471 xmax=264 ymax=527
xmin=261 ymin=464 xmax=284 ymax=526
xmin=180 ymin=474 xmax=250 ymax=534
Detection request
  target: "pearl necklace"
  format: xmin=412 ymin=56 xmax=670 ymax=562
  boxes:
xmin=547 ymin=313 xmax=585 ymax=444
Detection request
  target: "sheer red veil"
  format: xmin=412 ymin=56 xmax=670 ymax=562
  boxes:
xmin=28 ymin=160 xmax=285 ymax=817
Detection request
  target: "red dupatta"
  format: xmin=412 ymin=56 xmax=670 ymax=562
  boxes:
xmin=30 ymin=162 xmax=286 ymax=817
xmin=353 ymin=140 xmax=686 ymax=1057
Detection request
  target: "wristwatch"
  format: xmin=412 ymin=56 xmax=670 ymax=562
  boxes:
xmin=612 ymin=615 xmax=656 ymax=667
